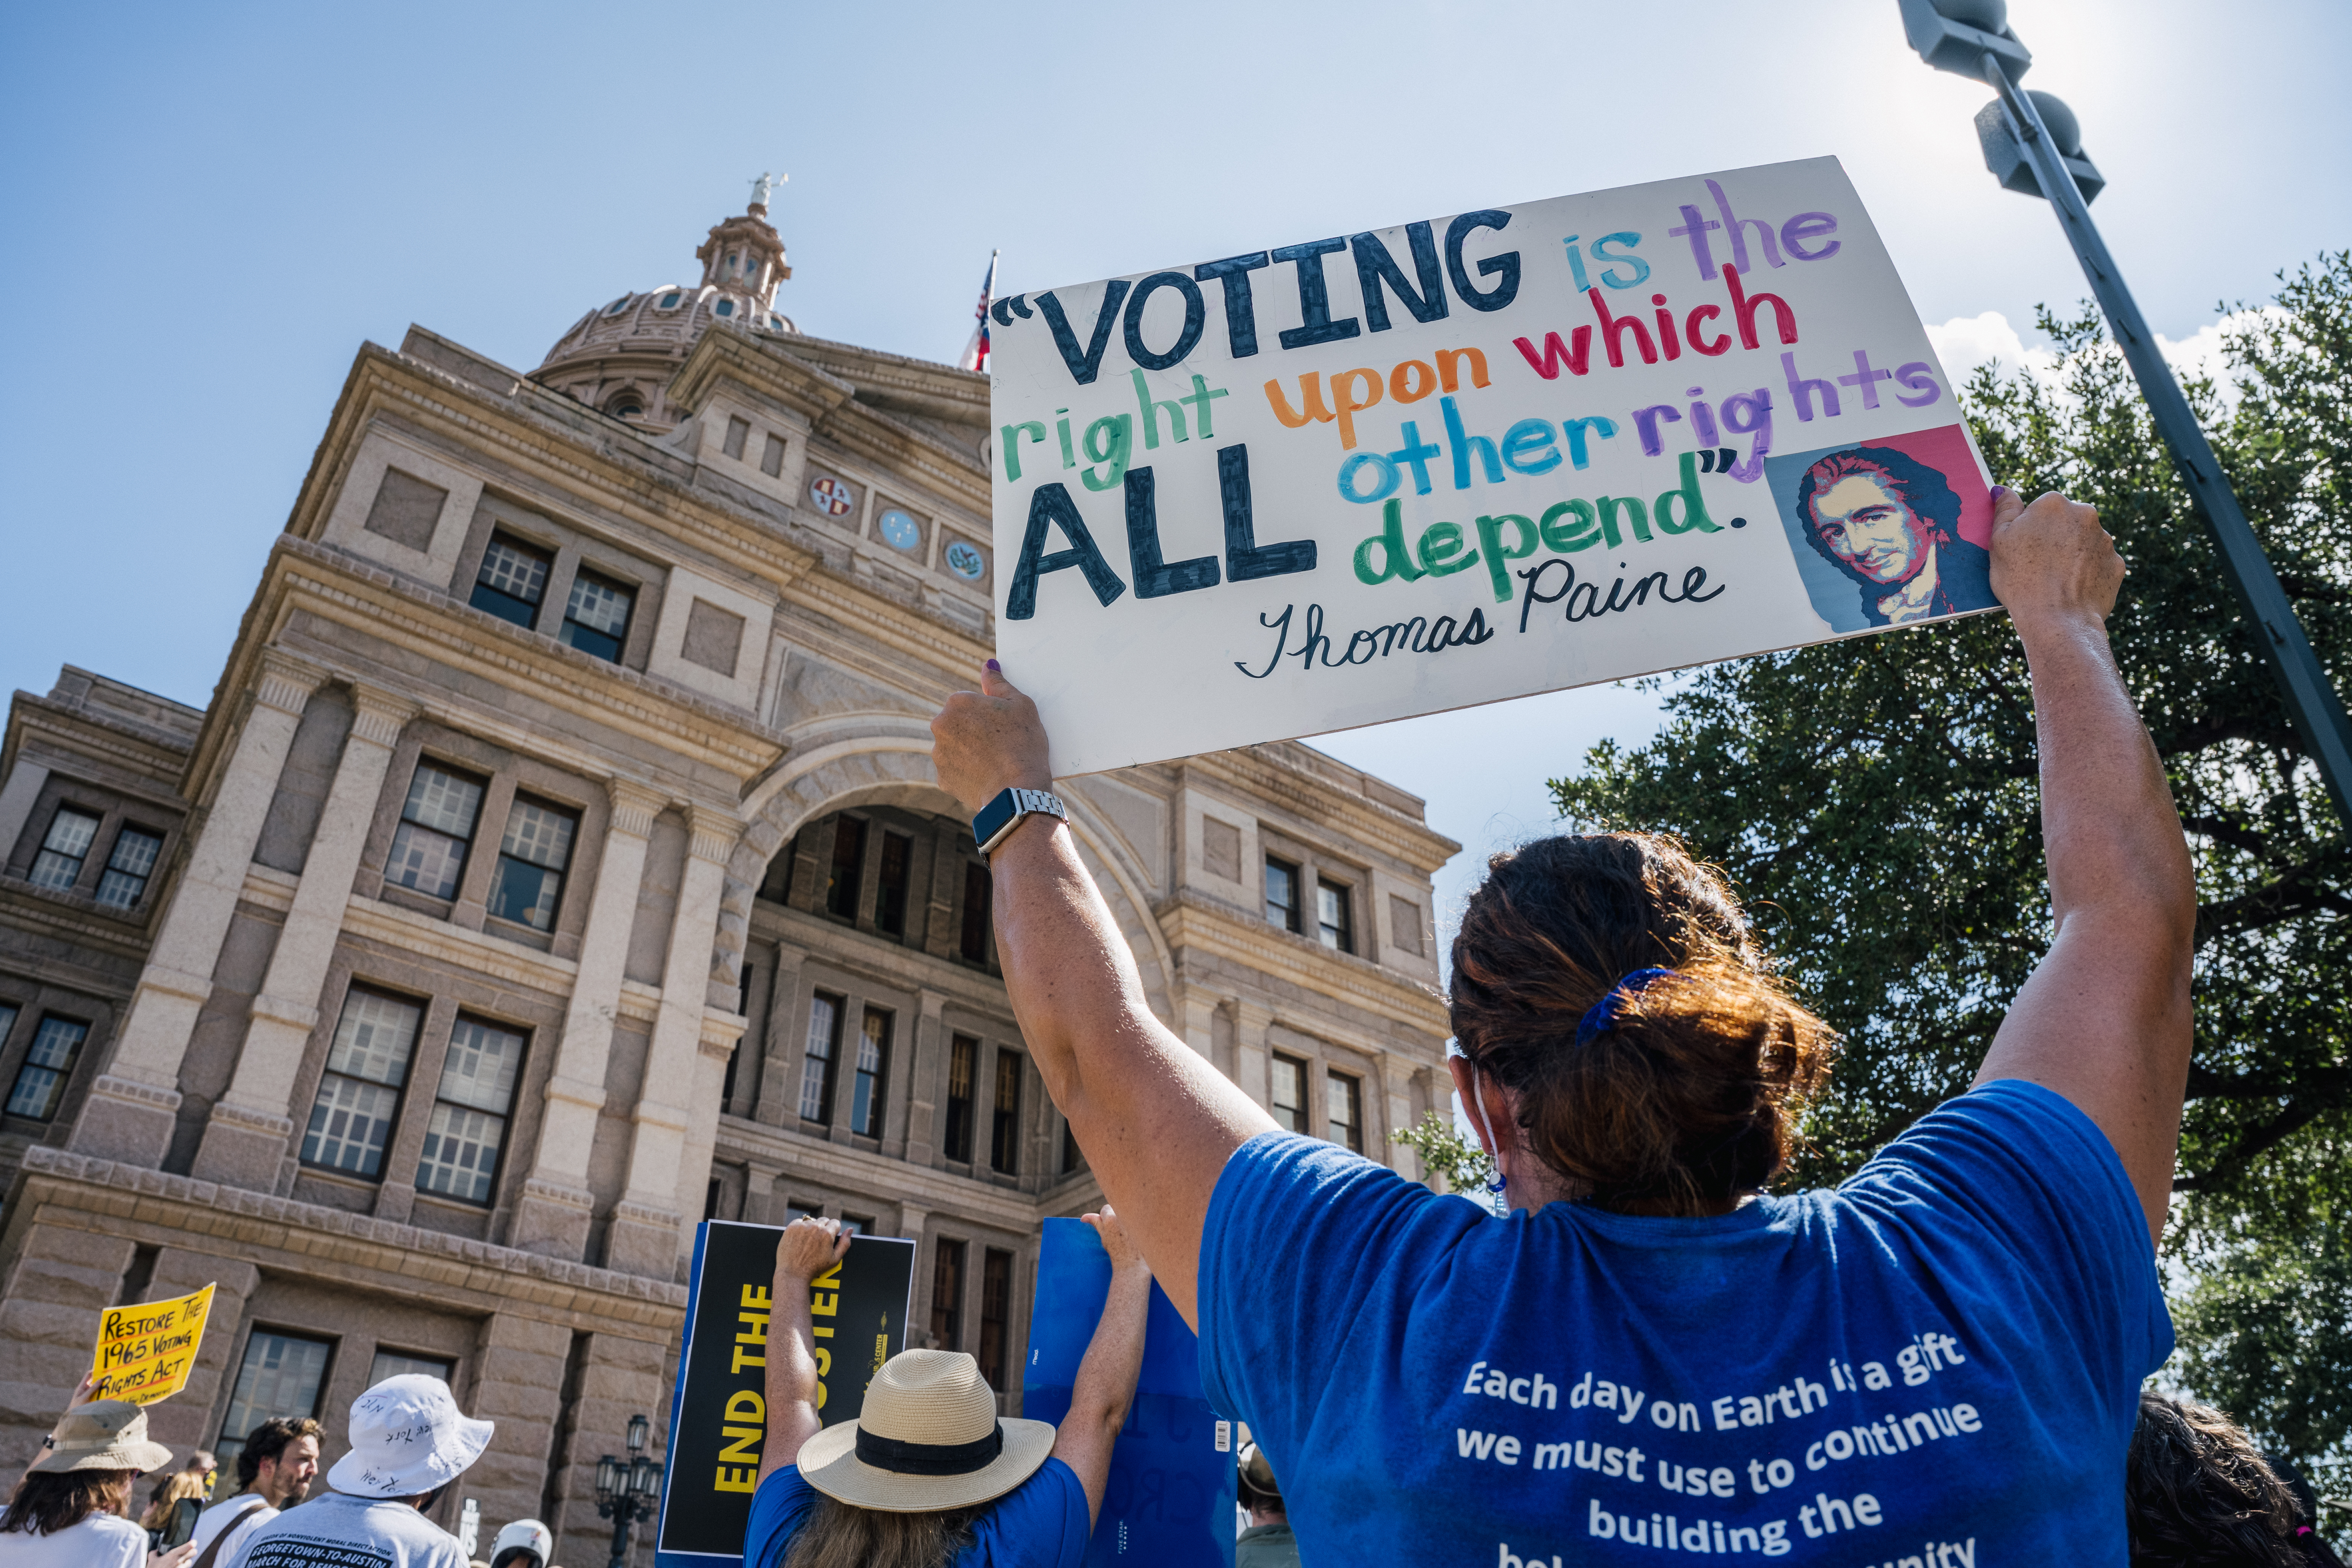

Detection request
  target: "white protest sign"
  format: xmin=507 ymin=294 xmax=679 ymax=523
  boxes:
xmin=988 ymin=156 xmax=1997 ymax=776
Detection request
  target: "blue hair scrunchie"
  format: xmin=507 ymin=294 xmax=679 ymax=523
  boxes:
xmin=1573 ymin=968 xmax=1680 ymax=1046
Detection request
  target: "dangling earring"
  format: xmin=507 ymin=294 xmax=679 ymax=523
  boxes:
xmin=1470 ymin=1061 xmax=1508 ymax=1198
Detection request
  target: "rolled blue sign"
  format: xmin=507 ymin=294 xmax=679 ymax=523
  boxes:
xmin=878 ymin=508 xmax=922 ymax=552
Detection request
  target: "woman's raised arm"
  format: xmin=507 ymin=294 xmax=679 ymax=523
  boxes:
xmin=931 ymin=665 xmax=1274 ymax=1326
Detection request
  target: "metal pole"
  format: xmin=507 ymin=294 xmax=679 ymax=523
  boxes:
xmin=1984 ymin=51 xmax=2352 ymax=830
xmin=606 ymin=1506 xmax=631 ymax=1568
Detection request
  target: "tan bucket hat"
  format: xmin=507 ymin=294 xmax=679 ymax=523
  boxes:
xmin=29 ymin=1399 xmax=174 ymax=1475
xmin=797 ymin=1350 xmax=1054 ymax=1513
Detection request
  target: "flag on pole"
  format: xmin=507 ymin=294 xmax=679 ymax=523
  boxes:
xmin=959 ymin=250 xmax=999 ymax=372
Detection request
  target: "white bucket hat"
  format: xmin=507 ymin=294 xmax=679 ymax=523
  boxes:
xmin=797 ymin=1349 xmax=1054 ymax=1513
xmin=324 ymin=1374 xmax=493 ymax=1499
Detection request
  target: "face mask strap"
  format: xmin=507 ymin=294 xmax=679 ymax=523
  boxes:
xmin=1468 ymin=1059 xmax=1508 ymax=1198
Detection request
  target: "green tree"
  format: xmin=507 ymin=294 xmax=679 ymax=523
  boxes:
xmin=1393 ymin=1110 xmax=1495 ymax=1201
xmin=1551 ymin=255 xmax=2352 ymax=1515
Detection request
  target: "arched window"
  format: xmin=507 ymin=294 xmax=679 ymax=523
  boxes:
xmin=656 ymin=291 xmax=683 ymax=310
xmin=602 ymin=296 xmax=630 ymax=316
xmin=713 ymin=299 xmax=735 ymax=318
xmin=605 ymin=389 xmax=646 ymax=420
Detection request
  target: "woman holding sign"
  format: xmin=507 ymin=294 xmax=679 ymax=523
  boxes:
xmin=930 ymin=487 xmax=2196 ymax=1560
xmin=745 ymin=1208 xmax=1151 ymax=1568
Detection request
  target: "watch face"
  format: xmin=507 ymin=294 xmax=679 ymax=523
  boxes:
xmin=944 ymin=539 xmax=986 ymax=581
xmin=809 ymin=476 xmax=855 ymax=517
xmin=878 ymin=509 xmax=922 ymax=552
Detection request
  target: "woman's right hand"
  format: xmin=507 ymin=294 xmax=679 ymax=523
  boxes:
xmin=1083 ymin=1205 xmax=1149 ymax=1277
xmin=774 ymin=1217 xmax=850 ymax=1287
xmin=148 ymin=1543 xmax=197 ymax=1568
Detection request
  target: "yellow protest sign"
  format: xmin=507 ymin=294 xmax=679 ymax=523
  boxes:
xmin=89 ymin=1284 xmax=215 ymax=1404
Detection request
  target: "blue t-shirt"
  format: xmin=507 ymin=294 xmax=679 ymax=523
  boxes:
xmin=1200 ymin=1078 xmax=2170 ymax=1563
xmin=743 ymin=1456 xmax=1089 ymax=1568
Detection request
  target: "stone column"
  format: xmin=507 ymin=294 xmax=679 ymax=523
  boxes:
xmin=740 ymin=1161 xmax=780 ymax=1225
xmin=192 ymin=684 xmax=416 ymax=1190
xmin=512 ymin=779 xmax=662 ymax=1260
xmin=1232 ymin=999 xmax=1274 ymax=1109
xmin=138 ymin=1250 xmax=261 ymax=1461
xmin=461 ymin=1312 xmax=573 ymax=1541
xmin=0 ymin=759 xmax=52 ymax=867
xmin=0 ymin=1225 xmax=136 ymax=1461
xmin=72 ymin=653 xmax=322 ymax=1165
xmin=671 ymin=1007 xmax=748 ymax=1255
xmin=750 ymin=944 xmax=808 ymax=1127
xmin=607 ymin=807 xmax=737 ymax=1278
xmin=546 ymin=1332 xmax=670 ymax=1568
xmin=898 ymin=990 xmax=948 ymax=1167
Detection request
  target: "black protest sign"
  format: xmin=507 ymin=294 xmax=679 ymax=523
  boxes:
xmin=654 ymin=1220 xmax=915 ymax=1565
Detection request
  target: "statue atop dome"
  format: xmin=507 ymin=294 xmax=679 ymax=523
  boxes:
xmin=749 ymin=171 xmax=786 ymax=213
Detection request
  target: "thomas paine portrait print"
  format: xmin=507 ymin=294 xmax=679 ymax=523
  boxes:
xmin=1766 ymin=427 xmax=2000 ymax=634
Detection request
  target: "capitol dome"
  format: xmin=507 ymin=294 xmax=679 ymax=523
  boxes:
xmin=536 ymin=180 xmax=797 ymax=431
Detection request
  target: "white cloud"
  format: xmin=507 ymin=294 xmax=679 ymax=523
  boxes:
xmin=1926 ymin=310 xmax=2062 ymax=389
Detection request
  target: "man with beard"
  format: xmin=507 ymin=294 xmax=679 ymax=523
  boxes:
xmin=185 ymin=1418 xmax=319 ymax=1568
xmin=1796 ymin=445 xmax=1994 ymax=625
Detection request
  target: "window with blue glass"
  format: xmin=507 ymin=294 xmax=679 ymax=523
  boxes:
xmin=559 ymin=569 xmax=633 ymax=662
xmin=470 ymin=534 xmax=551 ymax=629
xmin=5 ymin=1015 xmax=89 ymax=1121
xmin=28 ymin=806 xmax=100 ymax=893
xmin=299 ymin=989 xmax=419 ymax=1179
xmin=486 ymin=797 xmax=577 ymax=931
xmin=850 ymin=1007 xmax=890 ymax=1138
xmin=95 ymin=826 xmax=164 ymax=911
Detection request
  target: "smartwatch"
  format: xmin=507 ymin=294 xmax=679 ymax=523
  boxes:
xmin=972 ymin=787 xmax=1065 ymax=863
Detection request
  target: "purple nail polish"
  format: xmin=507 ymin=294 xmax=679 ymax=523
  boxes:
xmin=1989 ymin=484 xmax=2014 ymax=500
xmin=985 ymin=658 xmax=1001 ymax=672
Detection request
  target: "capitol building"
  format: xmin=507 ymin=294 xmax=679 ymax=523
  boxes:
xmin=0 ymin=188 xmax=1455 ymax=1560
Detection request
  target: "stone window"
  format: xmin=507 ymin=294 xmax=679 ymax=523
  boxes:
xmin=979 ymin=1248 xmax=1013 ymax=1391
xmin=217 ymin=1330 xmax=332 ymax=1482
xmin=472 ymin=534 xmax=552 ymax=630
xmin=369 ymin=1349 xmax=454 ymax=1383
xmin=5 ymin=1015 xmax=88 ymax=1121
xmin=681 ymin=598 xmax=745 ymax=678
xmin=875 ymin=831 xmax=911 ymax=937
xmin=944 ymin=1034 xmax=977 ymax=1164
xmin=300 ymin=989 xmax=422 ymax=1179
xmin=800 ymin=991 xmax=843 ymax=1125
xmin=28 ymin=806 xmax=99 ymax=893
xmin=1317 ymin=878 xmax=1354 ymax=955
xmin=1327 ymin=1070 xmax=1365 ymax=1153
xmin=1389 ymin=895 xmax=1426 ymax=958
xmin=1269 ymin=1053 xmax=1307 ymax=1134
xmin=849 ymin=1007 xmax=890 ymax=1139
xmin=825 ymin=817 xmax=866 ymax=920
xmin=989 ymin=1050 xmax=1023 ymax=1176
xmin=416 ymin=1014 xmax=526 ymax=1205
xmin=658 ymin=291 xmax=682 ymax=309
xmin=386 ymin=763 xmax=485 ymax=902
xmin=761 ymin=433 xmax=787 ymax=477
xmin=561 ymin=570 xmax=635 ymax=663
xmin=931 ymin=1239 xmax=966 ymax=1350
xmin=94 ymin=825 xmax=164 ymax=910
xmin=362 ymin=468 xmax=448 ymax=552
xmin=723 ymin=416 xmax=751 ymax=459
xmin=959 ymin=862 xmax=992 ymax=964
xmin=1264 ymin=856 xmax=1301 ymax=933
xmin=486 ymin=796 xmax=578 ymax=932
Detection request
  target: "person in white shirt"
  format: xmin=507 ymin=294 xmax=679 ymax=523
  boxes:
xmin=0 ymin=1396 xmax=188 ymax=1568
xmin=228 ymin=1375 xmax=492 ymax=1568
xmin=185 ymin=1418 xmax=319 ymax=1568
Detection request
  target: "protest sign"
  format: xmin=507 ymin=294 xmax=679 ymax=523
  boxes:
xmin=89 ymin=1283 xmax=215 ymax=1404
xmin=654 ymin=1221 xmax=915 ymax=1567
xmin=1022 ymin=1218 xmax=1235 ymax=1567
xmin=988 ymin=156 xmax=1994 ymax=774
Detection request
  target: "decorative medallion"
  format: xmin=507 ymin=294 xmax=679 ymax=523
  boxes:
xmin=808 ymin=476 xmax=855 ymax=517
xmin=944 ymin=540 xmax=987 ymax=581
xmin=877 ymin=509 xmax=922 ymax=552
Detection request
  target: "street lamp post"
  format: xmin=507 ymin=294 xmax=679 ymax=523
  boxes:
xmin=594 ymin=1413 xmax=664 ymax=1568
xmin=1900 ymin=0 xmax=2352 ymax=828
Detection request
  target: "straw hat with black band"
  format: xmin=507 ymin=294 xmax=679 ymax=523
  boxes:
xmin=29 ymin=1400 xmax=175 ymax=1475
xmin=796 ymin=1350 xmax=1055 ymax=1513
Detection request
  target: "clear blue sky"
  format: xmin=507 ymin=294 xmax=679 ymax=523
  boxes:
xmin=4 ymin=0 xmax=2345 ymax=933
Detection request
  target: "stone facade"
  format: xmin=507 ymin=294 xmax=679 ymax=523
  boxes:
xmin=0 ymin=197 xmax=1456 ymax=1564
